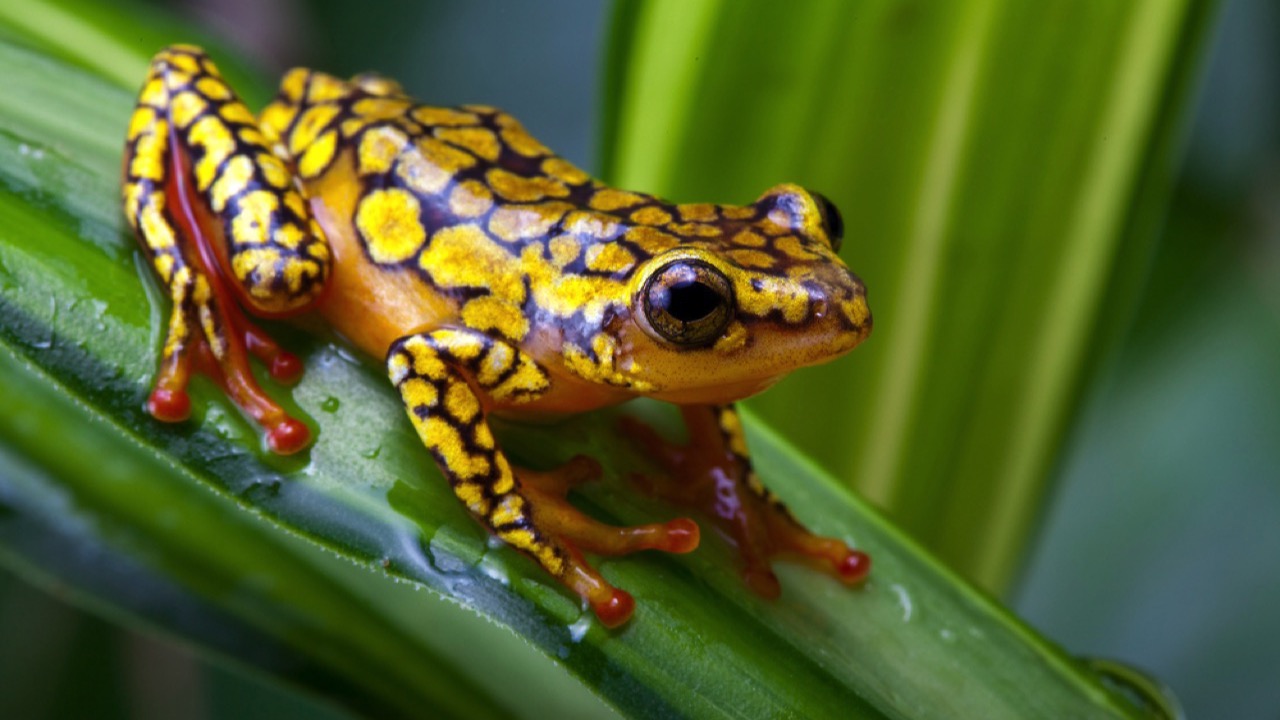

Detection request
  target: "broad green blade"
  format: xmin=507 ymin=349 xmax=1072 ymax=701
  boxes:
xmin=601 ymin=0 xmax=1217 ymax=592
xmin=0 ymin=2 xmax=1172 ymax=718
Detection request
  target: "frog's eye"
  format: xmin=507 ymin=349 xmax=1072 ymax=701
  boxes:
xmin=642 ymin=259 xmax=734 ymax=348
xmin=811 ymin=191 xmax=844 ymax=253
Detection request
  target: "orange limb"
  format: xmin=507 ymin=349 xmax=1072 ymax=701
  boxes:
xmin=518 ymin=456 xmax=700 ymax=626
xmin=624 ymin=404 xmax=870 ymax=598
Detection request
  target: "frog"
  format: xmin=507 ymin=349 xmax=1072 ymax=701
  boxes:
xmin=121 ymin=45 xmax=873 ymax=627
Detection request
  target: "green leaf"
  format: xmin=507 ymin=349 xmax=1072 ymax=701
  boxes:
xmin=601 ymin=0 xmax=1218 ymax=593
xmin=0 ymin=2 xmax=1181 ymax=718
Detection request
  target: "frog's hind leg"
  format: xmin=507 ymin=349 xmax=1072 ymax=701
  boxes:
xmin=123 ymin=45 xmax=330 ymax=454
xmin=625 ymin=404 xmax=870 ymax=598
xmin=388 ymin=328 xmax=699 ymax=627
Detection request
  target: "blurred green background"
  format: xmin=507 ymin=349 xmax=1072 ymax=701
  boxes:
xmin=0 ymin=0 xmax=1276 ymax=718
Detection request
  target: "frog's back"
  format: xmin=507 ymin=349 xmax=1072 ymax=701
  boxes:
xmin=258 ymin=68 xmax=655 ymax=361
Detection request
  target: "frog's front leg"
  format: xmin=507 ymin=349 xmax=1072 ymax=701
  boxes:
xmin=387 ymin=328 xmax=700 ymax=627
xmin=628 ymin=405 xmax=870 ymax=597
xmin=122 ymin=45 xmax=329 ymax=453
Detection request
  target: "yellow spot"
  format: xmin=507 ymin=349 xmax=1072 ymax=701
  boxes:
xmin=406 ymin=343 xmax=448 ymax=380
xmin=679 ymin=203 xmax=718 ymax=222
xmin=499 ymin=527 xmax=538 ymax=553
xmin=584 ymin=243 xmax=635 ymax=274
xmin=419 ymin=137 xmax=477 ymax=174
xmin=490 ymin=357 xmax=549 ymax=402
xmin=732 ymin=229 xmax=767 ymax=247
xmin=285 ymin=192 xmax=308 ymax=220
xmin=432 ymin=329 xmax=483 ymax=360
xmin=394 ymin=145 xmax=450 ymax=196
xmin=230 ymin=190 xmax=279 ymax=246
xmin=411 ymin=106 xmax=480 ymax=127
xmin=306 ymin=73 xmax=349 ymax=103
xmin=139 ymin=202 xmax=176 ymax=250
xmin=713 ymin=321 xmax=748 ymax=354
xmin=356 ymin=188 xmax=426 ymax=264
xmin=444 ymin=380 xmax=481 ymax=423
xmin=727 ymin=249 xmax=776 ymax=269
xmin=448 ymin=181 xmax=494 ymax=218
xmin=358 ymin=125 xmax=408 ymax=176
xmin=170 ymin=91 xmax=207 ymax=128
xmin=289 ymin=104 xmax=341 ymax=156
xmin=473 ymin=423 xmax=497 ymax=451
xmin=139 ymin=77 xmax=166 ymax=108
xmin=299 ymin=129 xmax=339 ymax=178
xmin=490 ymin=494 xmax=527 ymax=527
xmin=154 ymin=253 xmax=175 ymax=282
xmin=723 ymin=205 xmax=756 ymax=220
xmin=737 ymin=276 xmax=808 ymax=323
xmin=189 ymin=115 xmax=235 ymax=191
xmin=461 ymin=296 xmax=529 ymax=341
xmin=842 ymin=294 xmax=871 ymax=328
xmin=273 ymin=222 xmax=305 ymax=250
xmin=498 ymin=122 xmax=551 ymax=157
xmin=455 ymin=482 xmax=488 ymax=514
xmin=589 ymin=188 xmax=645 ymax=212
xmin=564 ymin=210 xmax=617 ymax=240
xmin=488 ymin=203 xmax=568 ymax=243
xmin=238 ymin=127 xmax=266 ymax=148
xmin=164 ymin=51 xmax=200 ymax=74
xmin=340 ymin=117 xmax=369 ymax=138
xmin=209 ymin=155 xmax=254 ymax=212
xmin=486 ymin=168 xmax=567 ymax=203
xmin=258 ymin=153 xmax=291 ymax=189
xmin=420 ymin=225 xmax=525 ymax=302
xmin=278 ymin=69 xmax=308 ymax=101
xmin=476 ymin=343 xmax=514 ymax=388
xmin=129 ymin=127 xmax=166 ymax=181
xmin=630 ymin=206 xmax=671 ymax=226
xmin=259 ymin=102 xmax=298 ymax=140
xmin=671 ymin=222 xmax=722 ymax=237
xmin=436 ymin=127 xmax=501 ymax=162
xmin=541 ymin=157 xmax=589 ymax=185
xmin=127 ymin=107 xmax=156 ymax=141
xmin=399 ymin=376 xmax=437 ymax=408
xmin=195 ymin=76 xmax=232 ymax=101
xmin=220 ymin=102 xmax=256 ymax=127
xmin=353 ymin=97 xmax=413 ymax=122
xmin=547 ymin=235 xmax=580 ymax=268
xmin=623 ymin=226 xmax=678 ymax=255
xmin=775 ymin=235 xmax=817 ymax=260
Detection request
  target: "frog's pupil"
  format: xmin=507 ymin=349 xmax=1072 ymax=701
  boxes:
xmin=666 ymin=280 xmax=720 ymax=322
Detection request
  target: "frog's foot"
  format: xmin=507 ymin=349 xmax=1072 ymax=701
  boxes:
xmin=622 ymin=405 xmax=870 ymax=598
xmin=147 ymin=291 xmax=310 ymax=455
xmin=517 ymin=455 xmax=700 ymax=626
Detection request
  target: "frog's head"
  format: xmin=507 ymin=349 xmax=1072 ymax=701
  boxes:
xmin=620 ymin=184 xmax=871 ymax=404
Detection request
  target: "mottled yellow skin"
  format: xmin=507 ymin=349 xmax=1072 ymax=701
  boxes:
xmin=122 ymin=46 xmax=873 ymax=626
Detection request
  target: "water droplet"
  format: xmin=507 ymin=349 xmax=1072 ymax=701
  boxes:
xmin=1081 ymin=657 xmax=1184 ymax=720
xmin=361 ymin=445 xmax=381 ymax=459
xmin=320 ymin=396 xmax=340 ymax=413
xmin=568 ymin=614 xmax=593 ymax=643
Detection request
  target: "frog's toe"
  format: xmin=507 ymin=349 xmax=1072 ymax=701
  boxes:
xmin=522 ymin=474 xmax=700 ymax=556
